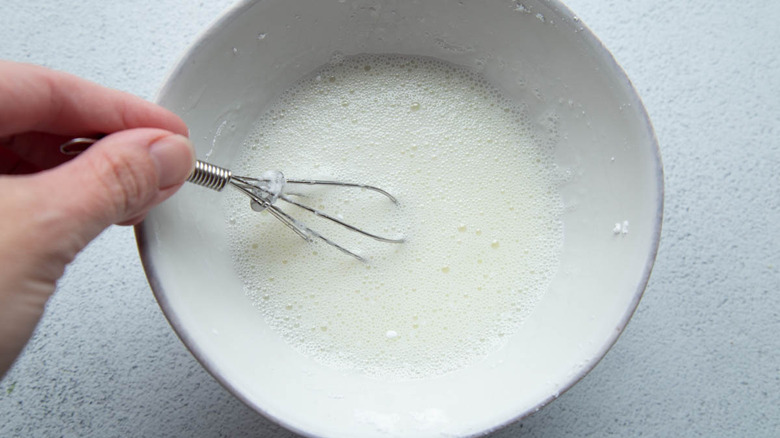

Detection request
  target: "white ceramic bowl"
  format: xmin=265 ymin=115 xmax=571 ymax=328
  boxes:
xmin=137 ymin=1 xmax=663 ymax=436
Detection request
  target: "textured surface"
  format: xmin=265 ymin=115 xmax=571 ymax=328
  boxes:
xmin=1 ymin=0 xmax=778 ymax=436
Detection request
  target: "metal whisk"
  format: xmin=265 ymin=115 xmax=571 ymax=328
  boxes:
xmin=60 ymin=138 xmax=404 ymax=262
xmin=187 ymin=160 xmax=404 ymax=262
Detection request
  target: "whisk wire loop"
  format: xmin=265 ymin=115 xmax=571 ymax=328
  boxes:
xmin=186 ymin=160 xmax=403 ymax=262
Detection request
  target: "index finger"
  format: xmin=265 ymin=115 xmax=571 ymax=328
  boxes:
xmin=0 ymin=60 xmax=188 ymax=138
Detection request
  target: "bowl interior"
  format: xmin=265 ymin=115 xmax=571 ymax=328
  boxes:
xmin=139 ymin=1 xmax=662 ymax=436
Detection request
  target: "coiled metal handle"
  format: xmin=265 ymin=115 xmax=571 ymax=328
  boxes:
xmin=59 ymin=139 xmax=233 ymax=193
xmin=187 ymin=160 xmax=232 ymax=191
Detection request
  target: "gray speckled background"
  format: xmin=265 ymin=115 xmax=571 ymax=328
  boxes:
xmin=1 ymin=0 xmax=778 ymax=436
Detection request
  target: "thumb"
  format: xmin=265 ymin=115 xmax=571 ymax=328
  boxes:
xmin=35 ymin=128 xmax=195 ymax=250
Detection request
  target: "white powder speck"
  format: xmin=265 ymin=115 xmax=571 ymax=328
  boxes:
xmin=613 ymin=220 xmax=629 ymax=235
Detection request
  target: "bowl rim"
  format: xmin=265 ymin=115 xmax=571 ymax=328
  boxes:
xmin=135 ymin=0 xmax=664 ymax=436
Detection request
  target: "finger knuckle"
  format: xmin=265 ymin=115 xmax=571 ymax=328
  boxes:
xmin=91 ymin=150 xmax=155 ymax=219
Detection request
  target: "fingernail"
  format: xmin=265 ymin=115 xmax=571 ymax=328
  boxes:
xmin=149 ymin=134 xmax=195 ymax=189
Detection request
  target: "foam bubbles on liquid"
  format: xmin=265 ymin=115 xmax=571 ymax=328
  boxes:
xmin=226 ymin=54 xmax=564 ymax=380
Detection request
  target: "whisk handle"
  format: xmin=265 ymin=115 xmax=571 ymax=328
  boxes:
xmin=187 ymin=160 xmax=232 ymax=191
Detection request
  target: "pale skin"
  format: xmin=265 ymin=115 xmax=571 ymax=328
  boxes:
xmin=0 ymin=61 xmax=196 ymax=376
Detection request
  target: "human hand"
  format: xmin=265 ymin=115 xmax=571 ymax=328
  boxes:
xmin=0 ymin=61 xmax=195 ymax=376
